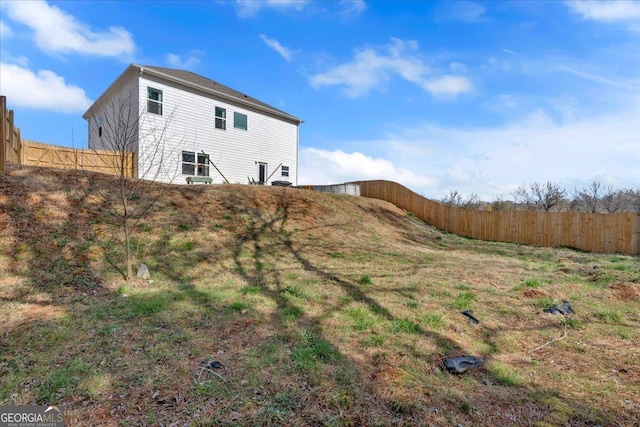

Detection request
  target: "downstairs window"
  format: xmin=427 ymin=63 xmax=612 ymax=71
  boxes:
xmin=182 ymin=151 xmax=210 ymax=176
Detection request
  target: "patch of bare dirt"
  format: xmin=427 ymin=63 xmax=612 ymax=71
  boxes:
xmin=609 ymin=282 xmax=640 ymax=301
xmin=523 ymin=289 xmax=548 ymax=298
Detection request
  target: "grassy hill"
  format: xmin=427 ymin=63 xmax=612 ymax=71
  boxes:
xmin=1 ymin=166 xmax=639 ymax=426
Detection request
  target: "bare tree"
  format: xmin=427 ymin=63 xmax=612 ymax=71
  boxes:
xmin=442 ymin=190 xmax=463 ymax=206
xmin=630 ymin=189 xmax=640 ymax=213
xmin=441 ymin=190 xmax=481 ymax=210
xmin=598 ymin=186 xmax=640 ymax=213
xmin=513 ymin=182 xmax=567 ymax=211
xmin=84 ymin=92 xmax=182 ymax=280
xmin=490 ymin=195 xmax=512 ymax=211
xmin=572 ymin=181 xmax=602 ymax=213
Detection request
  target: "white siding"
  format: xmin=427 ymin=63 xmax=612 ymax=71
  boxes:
xmin=137 ymin=75 xmax=299 ymax=186
xmin=87 ymin=75 xmax=139 ymax=156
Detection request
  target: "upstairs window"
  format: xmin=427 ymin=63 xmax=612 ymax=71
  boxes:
xmin=182 ymin=151 xmax=210 ymax=176
xmin=97 ymin=116 xmax=103 ymax=137
xmin=215 ymin=107 xmax=226 ymax=130
xmin=281 ymin=165 xmax=289 ymax=177
xmin=147 ymin=87 xmax=163 ymax=115
xmin=234 ymin=112 xmax=248 ymax=130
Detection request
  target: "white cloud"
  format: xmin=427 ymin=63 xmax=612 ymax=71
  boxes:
xmin=301 ymin=108 xmax=640 ymax=199
xmin=259 ymin=34 xmax=294 ymax=61
xmin=3 ymin=0 xmax=135 ymax=56
xmin=565 ymin=1 xmax=640 ymax=23
xmin=0 ymin=62 xmax=90 ymax=113
xmin=1 ymin=54 xmax=29 ymax=67
xmin=339 ymin=0 xmax=367 ymax=18
xmin=423 ymin=75 xmax=473 ymax=96
xmin=166 ymin=51 xmax=203 ymax=70
xmin=435 ymin=1 xmax=487 ymax=23
xmin=309 ymin=38 xmax=473 ymax=97
xmin=236 ymin=0 xmax=309 ymax=18
xmin=0 ymin=20 xmax=13 ymax=38
xmin=560 ymin=66 xmax=636 ymax=89
xmin=299 ymin=148 xmax=434 ymax=188
xmin=449 ymin=61 xmax=467 ymax=72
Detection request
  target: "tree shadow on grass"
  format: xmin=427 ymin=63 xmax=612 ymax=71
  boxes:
xmin=0 ymin=170 xmax=632 ymax=425
xmin=214 ymin=188 xmax=631 ymax=426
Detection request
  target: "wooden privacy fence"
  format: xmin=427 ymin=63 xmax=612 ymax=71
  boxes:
xmin=22 ymin=140 xmax=135 ymax=177
xmin=1 ymin=95 xmax=134 ymax=177
xmin=1 ymin=95 xmax=23 ymax=175
xmin=351 ymin=180 xmax=640 ymax=255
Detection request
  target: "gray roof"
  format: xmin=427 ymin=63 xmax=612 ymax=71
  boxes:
xmin=138 ymin=65 xmax=302 ymax=124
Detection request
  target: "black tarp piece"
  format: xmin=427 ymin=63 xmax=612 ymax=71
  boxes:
xmin=544 ymin=300 xmax=574 ymax=316
xmin=461 ymin=310 xmax=479 ymax=324
xmin=200 ymin=359 xmax=224 ymax=370
xmin=442 ymin=356 xmax=484 ymax=374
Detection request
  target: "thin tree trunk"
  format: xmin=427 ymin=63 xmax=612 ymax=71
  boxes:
xmin=124 ymin=215 xmax=132 ymax=281
xmin=121 ymin=185 xmax=133 ymax=281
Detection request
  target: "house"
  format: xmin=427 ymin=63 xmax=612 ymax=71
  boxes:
xmin=82 ymin=64 xmax=302 ymax=185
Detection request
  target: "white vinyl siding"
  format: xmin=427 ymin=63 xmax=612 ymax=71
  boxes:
xmin=87 ymin=75 xmax=139 ymax=157
xmin=137 ymin=75 xmax=298 ymax=185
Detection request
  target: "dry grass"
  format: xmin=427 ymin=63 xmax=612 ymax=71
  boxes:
xmin=1 ymin=165 xmax=639 ymax=426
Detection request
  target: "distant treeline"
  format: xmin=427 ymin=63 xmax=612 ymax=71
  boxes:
xmin=442 ymin=181 xmax=640 ymax=213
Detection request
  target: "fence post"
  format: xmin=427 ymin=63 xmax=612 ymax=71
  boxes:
xmin=636 ymin=213 xmax=640 ymax=256
xmin=0 ymin=96 xmax=5 ymax=175
xmin=17 ymin=127 xmax=23 ymax=164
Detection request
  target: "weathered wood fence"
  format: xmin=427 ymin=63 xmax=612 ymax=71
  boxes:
xmin=1 ymin=96 xmax=23 ymax=175
xmin=1 ymin=96 xmax=134 ymax=177
xmin=22 ymin=140 xmax=135 ymax=177
xmin=351 ymin=180 xmax=640 ymax=255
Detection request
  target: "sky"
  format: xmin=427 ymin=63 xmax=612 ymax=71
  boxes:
xmin=1 ymin=0 xmax=639 ymax=200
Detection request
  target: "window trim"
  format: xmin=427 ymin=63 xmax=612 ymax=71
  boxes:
xmin=147 ymin=87 xmax=163 ymax=115
xmin=234 ymin=112 xmax=248 ymax=130
xmin=215 ymin=107 xmax=226 ymax=130
xmin=181 ymin=151 xmax=210 ymax=177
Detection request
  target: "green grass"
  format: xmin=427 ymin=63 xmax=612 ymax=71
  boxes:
xmin=357 ymin=274 xmax=373 ymax=285
xmin=2 ymin=167 xmax=639 ymax=426
xmin=344 ymin=306 xmax=379 ymax=331
xmin=292 ymin=330 xmax=340 ymax=373
xmin=390 ymin=318 xmax=420 ymax=334
xmin=360 ymin=334 xmax=386 ymax=347
xmin=488 ymin=361 xmax=522 ymax=387
xmin=595 ymin=309 xmax=621 ymax=324
xmin=420 ymin=313 xmax=445 ymax=329
xmin=533 ymin=296 xmax=558 ymax=310
xmin=451 ymin=292 xmax=476 ymax=310
xmin=282 ymin=305 xmax=304 ymax=321
xmin=524 ymin=278 xmax=543 ymax=288
xmin=282 ymin=285 xmax=305 ymax=298
xmin=228 ymin=301 xmax=250 ymax=312
xmin=405 ymin=300 xmax=419 ymax=309
xmin=239 ymin=285 xmax=261 ymax=295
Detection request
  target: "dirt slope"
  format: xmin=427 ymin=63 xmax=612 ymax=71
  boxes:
xmin=1 ymin=165 xmax=639 ymax=426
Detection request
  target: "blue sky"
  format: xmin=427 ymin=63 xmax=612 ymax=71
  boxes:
xmin=1 ymin=0 xmax=639 ymax=199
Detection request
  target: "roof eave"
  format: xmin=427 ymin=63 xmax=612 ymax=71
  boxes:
xmin=82 ymin=64 xmax=139 ymax=120
xmin=139 ymin=66 xmax=303 ymax=125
